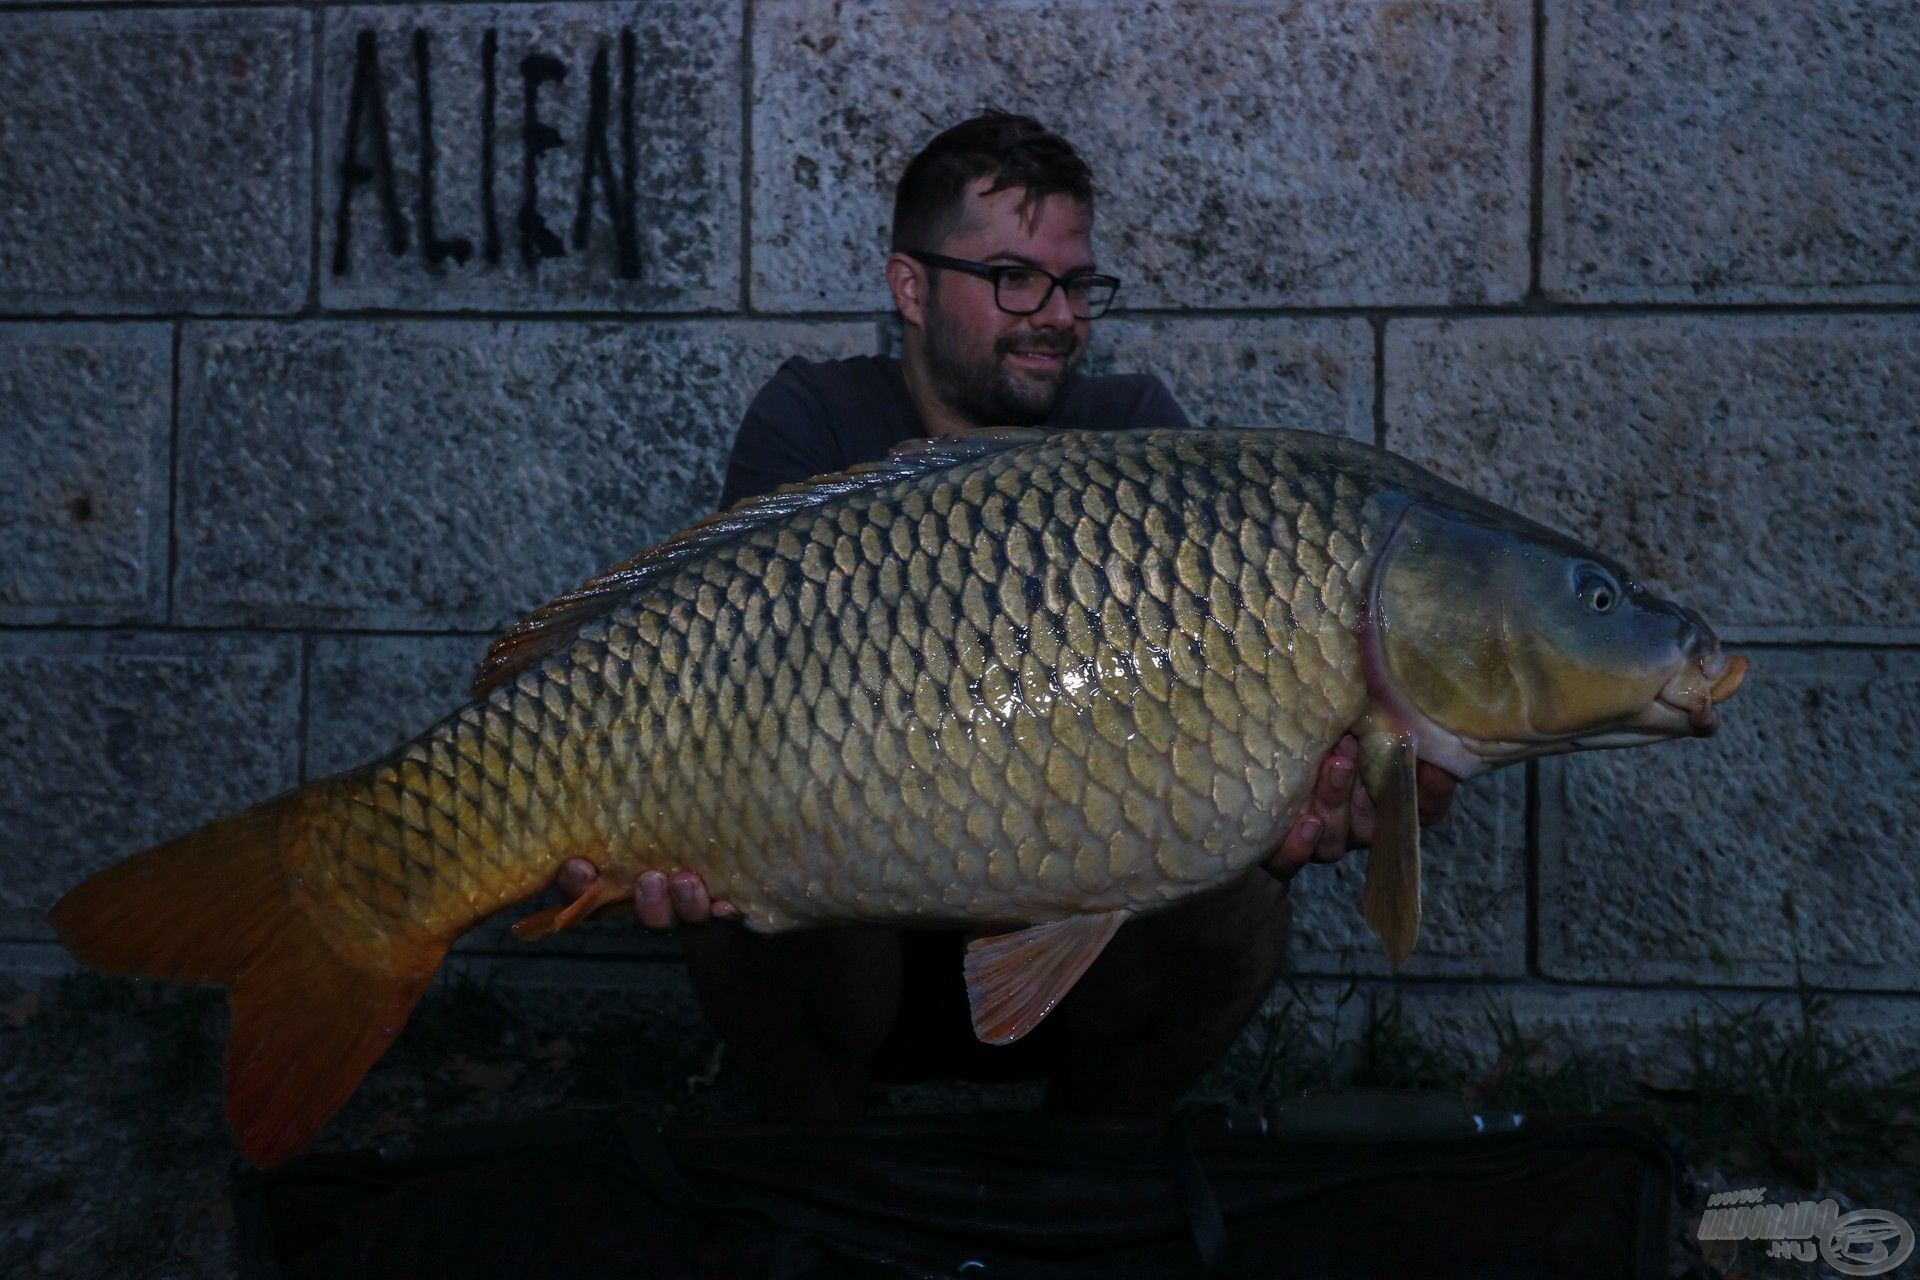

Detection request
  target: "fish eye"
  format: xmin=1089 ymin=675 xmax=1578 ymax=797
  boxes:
xmin=1575 ymin=566 xmax=1620 ymax=614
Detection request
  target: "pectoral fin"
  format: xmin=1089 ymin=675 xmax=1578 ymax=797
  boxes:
xmin=963 ymin=912 xmax=1128 ymax=1045
xmin=510 ymin=876 xmax=633 ymax=941
xmin=1358 ymin=730 xmax=1422 ymax=966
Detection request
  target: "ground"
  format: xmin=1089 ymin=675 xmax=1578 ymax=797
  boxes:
xmin=1 ymin=966 xmax=1913 ymax=1278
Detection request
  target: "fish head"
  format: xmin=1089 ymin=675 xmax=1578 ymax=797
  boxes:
xmin=1363 ymin=502 xmax=1748 ymax=777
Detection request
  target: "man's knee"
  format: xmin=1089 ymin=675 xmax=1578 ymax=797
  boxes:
xmin=683 ymin=925 xmax=904 ymax=1059
xmin=1049 ymin=875 xmax=1292 ymax=1043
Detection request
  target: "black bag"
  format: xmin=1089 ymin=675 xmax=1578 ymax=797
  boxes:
xmin=233 ymin=1100 xmax=1674 ymax=1280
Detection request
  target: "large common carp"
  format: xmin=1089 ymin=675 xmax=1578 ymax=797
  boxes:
xmin=52 ymin=427 xmax=1745 ymax=1165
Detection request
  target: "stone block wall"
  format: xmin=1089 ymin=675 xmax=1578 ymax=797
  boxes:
xmin=3 ymin=0 xmax=1915 ymax=1085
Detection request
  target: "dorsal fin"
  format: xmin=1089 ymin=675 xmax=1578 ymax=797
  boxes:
xmin=471 ymin=427 xmax=1053 ymax=697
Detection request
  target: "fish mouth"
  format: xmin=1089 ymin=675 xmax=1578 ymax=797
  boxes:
xmin=1654 ymin=649 xmax=1750 ymax=736
xmin=1564 ymin=650 xmax=1748 ymax=751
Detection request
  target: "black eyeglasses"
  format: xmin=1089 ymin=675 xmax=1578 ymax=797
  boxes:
xmin=906 ymin=251 xmax=1121 ymax=319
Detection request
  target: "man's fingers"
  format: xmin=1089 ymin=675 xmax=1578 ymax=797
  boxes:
xmin=1289 ymin=736 xmax=1462 ymax=861
xmin=670 ymin=872 xmax=712 ymax=925
xmin=1318 ymin=738 xmax=1358 ymax=801
xmin=557 ymin=857 xmax=598 ymax=900
xmin=634 ymin=871 xmax=675 ymax=930
xmin=1268 ymin=816 xmax=1323 ymax=880
xmin=1312 ymin=746 xmax=1356 ymax=861
xmin=1345 ymin=782 xmax=1375 ymax=850
xmin=1313 ymin=807 xmax=1349 ymax=861
xmin=629 ymin=870 xmax=737 ymax=931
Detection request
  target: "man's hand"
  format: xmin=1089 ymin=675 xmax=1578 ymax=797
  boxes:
xmin=1266 ymin=735 xmax=1459 ymax=882
xmin=554 ymin=859 xmax=738 ymax=931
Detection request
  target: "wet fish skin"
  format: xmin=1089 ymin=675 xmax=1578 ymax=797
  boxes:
xmin=303 ymin=428 xmax=1385 ymax=946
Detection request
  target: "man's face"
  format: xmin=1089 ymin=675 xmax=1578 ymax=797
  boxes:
xmin=915 ymin=180 xmax=1096 ymax=427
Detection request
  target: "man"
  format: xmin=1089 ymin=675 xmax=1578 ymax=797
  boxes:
xmin=558 ymin=112 xmax=1457 ymax=1121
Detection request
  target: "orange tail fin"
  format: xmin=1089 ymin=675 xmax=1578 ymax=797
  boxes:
xmin=49 ymin=790 xmax=447 ymax=1167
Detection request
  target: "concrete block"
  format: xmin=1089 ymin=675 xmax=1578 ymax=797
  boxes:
xmin=306 ymin=634 xmax=488 ymax=779
xmin=1384 ymin=315 xmax=1920 ymax=641
xmin=1287 ymin=766 xmax=1527 ymax=978
xmin=174 ymin=318 xmax=877 ymax=629
xmin=1543 ymin=0 xmax=1920 ymax=302
xmin=0 ymin=11 xmax=309 ymax=314
xmin=1089 ymin=318 xmax=1374 ymax=439
xmin=0 ymin=324 xmax=171 ymax=624
xmin=0 ymin=943 xmax=78 ymax=987
xmin=0 ymin=633 xmax=301 ymax=943
xmin=1390 ymin=983 xmax=1920 ymax=1090
xmin=306 ymin=632 xmax=680 ymax=958
xmin=320 ymin=3 xmax=742 ymax=311
xmin=1537 ymin=649 xmax=1918 ymax=990
xmin=751 ymin=0 xmax=1531 ymax=310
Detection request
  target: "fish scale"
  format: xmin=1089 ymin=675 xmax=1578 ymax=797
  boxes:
xmin=281 ymin=430 xmax=1380 ymax=945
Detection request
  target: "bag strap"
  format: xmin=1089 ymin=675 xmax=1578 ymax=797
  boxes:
xmin=1166 ymin=1112 xmax=1239 ymax=1279
xmin=617 ymin=1113 xmax=724 ymax=1214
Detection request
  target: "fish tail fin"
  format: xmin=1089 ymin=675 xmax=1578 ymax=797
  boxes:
xmin=49 ymin=787 xmax=447 ymax=1167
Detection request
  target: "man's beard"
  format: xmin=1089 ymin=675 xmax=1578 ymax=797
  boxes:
xmin=922 ymin=307 xmax=1082 ymax=427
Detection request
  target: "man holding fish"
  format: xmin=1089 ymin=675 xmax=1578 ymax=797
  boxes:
xmin=55 ymin=112 xmax=1744 ymax=1169
xmin=554 ymin=111 xmax=1461 ymax=1123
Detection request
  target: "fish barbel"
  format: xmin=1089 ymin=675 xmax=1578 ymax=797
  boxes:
xmin=52 ymin=426 xmax=1746 ymax=1164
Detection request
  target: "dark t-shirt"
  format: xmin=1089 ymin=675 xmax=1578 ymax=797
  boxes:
xmin=718 ymin=354 xmax=1191 ymax=508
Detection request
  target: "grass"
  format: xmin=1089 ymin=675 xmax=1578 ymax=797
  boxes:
xmin=1665 ymin=892 xmax=1920 ymax=1181
xmin=1350 ymin=992 xmax=1463 ymax=1092
xmin=1186 ymin=979 xmax=1919 ymax=1182
xmin=1186 ymin=978 xmax=1629 ymax=1113
xmin=26 ymin=973 xmax=228 ymax=1164
xmin=1667 ymin=987 xmax=1920 ymax=1184
xmin=0 ymin=973 xmax=235 ymax=1277
xmin=1180 ymin=980 xmax=1359 ymax=1106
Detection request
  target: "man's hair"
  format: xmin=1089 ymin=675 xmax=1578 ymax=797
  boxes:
xmin=890 ymin=110 xmax=1094 ymax=253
